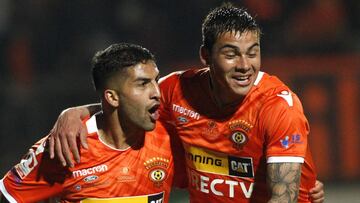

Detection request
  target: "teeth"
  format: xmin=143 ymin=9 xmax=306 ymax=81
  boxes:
xmin=235 ymin=76 xmax=249 ymax=80
xmin=150 ymin=110 xmax=160 ymax=121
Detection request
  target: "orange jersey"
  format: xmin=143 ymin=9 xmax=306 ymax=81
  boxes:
xmin=159 ymin=68 xmax=317 ymax=203
xmin=0 ymin=113 xmax=174 ymax=203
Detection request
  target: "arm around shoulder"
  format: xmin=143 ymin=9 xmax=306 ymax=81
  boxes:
xmin=48 ymin=103 xmax=101 ymax=167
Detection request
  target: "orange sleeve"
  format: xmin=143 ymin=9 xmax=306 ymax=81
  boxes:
xmin=0 ymin=137 xmax=70 ymax=202
xmin=259 ymin=91 xmax=309 ymax=162
xmin=159 ymin=71 xmax=181 ymax=125
xmin=167 ymin=122 xmax=187 ymax=189
xmin=159 ymin=72 xmax=187 ymax=188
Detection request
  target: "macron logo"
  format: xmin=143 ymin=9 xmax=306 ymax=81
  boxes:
xmin=277 ymin=91 xmax=293 ymax=107
xmin=172 ymin=104 xmax=200 ymax=120
xmin=72 ymin=164 xmax=108 ymax=178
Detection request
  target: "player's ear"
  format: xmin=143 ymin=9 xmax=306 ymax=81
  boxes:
xmin=104 ymin=89 xmax=119 ymax=107
xmin=199 ymin=45 xmax=210 ymax=66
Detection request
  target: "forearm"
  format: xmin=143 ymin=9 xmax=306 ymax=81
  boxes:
xmin=64 ymin=103 xmax=101 ymax=119
xmin=267 ymin=162 xmax=302 ymax=203
xmin=81 ymin=103 xmax=102 ymax=116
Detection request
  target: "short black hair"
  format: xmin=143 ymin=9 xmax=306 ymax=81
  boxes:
xmin=92 ymin=43 xmax=155 ymax=92
xmin=202 ymin=3 xmax=261 ymax=51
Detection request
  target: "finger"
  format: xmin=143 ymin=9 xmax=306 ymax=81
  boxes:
xmin=55 ymin=136 xmax=66 ymax=167
xmin=309 ymin=188 xmax=317 ymax=193
xmin=48 ymin=135 xmax=55 ymax=159
xmin=310 ymin=191 xmax=324 ymax=199
xmin=315 ymin=180 xmax=323 ymax=188
xmin=60 ymin=134 xmax=74 ymax=167
xmin=68 ymin=133 xmax=81 ymax=164
xmin=79 ymin=126 xmax=88 ymax=149
xmin=310 ymin=188 xmax=324 ymax=203
xmin=317 ymin=180 xmax=324 ymax=189
xmin=310 ymin=180 xmax=323 ymax=193
xmin=312 ymin=197 xmax=325 ymax=203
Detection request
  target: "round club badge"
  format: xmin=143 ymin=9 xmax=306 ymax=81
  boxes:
xmin=149 ymin=168 xmax=167 ymax=187
xmin=230 ymin=131 xmax=248 ymax=150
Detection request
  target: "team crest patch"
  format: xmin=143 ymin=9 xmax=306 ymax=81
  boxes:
xmin=149 ymin=169 xmax=167 ymax=184
xmin=228 ymin=119 xmax=253 ymax=132
xmin=230 ymin=131 xmax=248 ymax=150
xmin=144 ymin=157 xmax=170 ymax=187
xmin=228 ymin=120 xmax=253 ymax=150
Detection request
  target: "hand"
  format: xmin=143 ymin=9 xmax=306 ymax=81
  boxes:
xmin=48 ymin=107 xmax=88 ymax=167
xmin=309 ymin=180 xmax=325 ymax=203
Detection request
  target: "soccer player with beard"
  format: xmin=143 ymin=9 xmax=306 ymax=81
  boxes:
xmin=0 ymin=43 xmax=176 ymax=203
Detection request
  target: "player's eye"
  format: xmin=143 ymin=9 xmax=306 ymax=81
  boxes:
xmin=223 ymin=51 xmax=237 ymax=59
xmin=247 ymin=53 xmax=257 ymax=58
xmin=135 ymin=79 xmax=150 ymax=87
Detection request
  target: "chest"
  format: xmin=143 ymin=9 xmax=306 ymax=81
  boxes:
xmin=171 ymin=99 xmax=266 ymax=158
xmin=62 ymin=143 xmax=173 ymax=200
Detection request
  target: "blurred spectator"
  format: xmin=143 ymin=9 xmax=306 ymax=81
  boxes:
xmin=283 ymin=0 xmax=351 ymax=54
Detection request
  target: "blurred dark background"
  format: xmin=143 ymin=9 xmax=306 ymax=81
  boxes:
xmin=0 ymin=0 xmax=359 ymax=201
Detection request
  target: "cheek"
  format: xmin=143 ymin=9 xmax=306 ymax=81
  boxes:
xmin=123 ymin=101 xmax=145 ymax=121
xmin=121 ymin=94 xmax=144 ymax=113
xmin=213 ymin=59 xmax=235 ymax=73
xmin=212 ymin=62 xmax=234 ymax=83
xmin=130 ymin=96 xmax=146 ymax=111
xmin=251 ymin=58 xmax=261 ymax=70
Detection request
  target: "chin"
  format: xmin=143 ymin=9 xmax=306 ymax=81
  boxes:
xmin=230 ymin=87 xmax=250 ymax=98
xmin=143 ymin=123 xmax=156 ymax=131
xmin=237 ymin=91 xmax=250 ymax=98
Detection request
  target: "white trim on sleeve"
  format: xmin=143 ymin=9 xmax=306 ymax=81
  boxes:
xmin=267 ymin=156 xmax=304 ymax=163
xmin=0 ymin=178 xmax=18 ymax=203
xmin=254 ymin=71 xmax=264 ymax=86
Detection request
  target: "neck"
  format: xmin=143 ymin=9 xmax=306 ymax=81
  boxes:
xmin=96 ymin=111 xmax=143 ymax=150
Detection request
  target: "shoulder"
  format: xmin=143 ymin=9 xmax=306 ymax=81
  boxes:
xmin=159 ymin=67 xmax=208 ymax=85
xmin=252 ymin=73 xmax=305 ymax=122
xmin=159 ymin=67 xmax=208 ymax=99
xmin=159 ymin=71 xmax=183 ymax=85
xmin=254 ymin=72 xmax=288 ymax=96
xmin=5 ymin=136 xmax=70 ymax=184
xmin=254 ymin=72 xmax=302 ymax=109
xmin=259 ymin=91 xmax=305 ymax=122
xmin=265 ymin=90 xmax=298 ymax=108
xmin=159 ymin=71 xmax=184 ymax=98
xmin=258 ymin=90 xmax=308 ymax=136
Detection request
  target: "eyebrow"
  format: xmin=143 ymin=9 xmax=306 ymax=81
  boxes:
xmin=247 ymin=43 xmax=260 ymax=51
xmin=134 ymin=74 xmax=160 ymax=82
